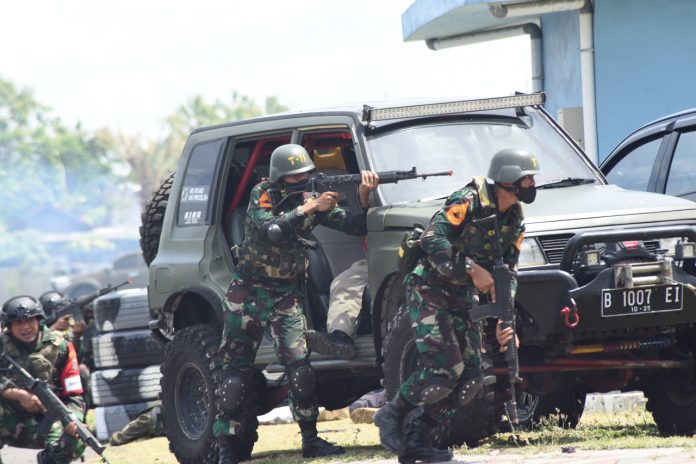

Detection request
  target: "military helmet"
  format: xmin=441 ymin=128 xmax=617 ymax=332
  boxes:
xmin=487 ymin=148 xmax=541 ymax=183
xmin=39 ymin=291 xmax=67 ymax=325
xmin=1 ymin=295 xmax=45 ymax=326
xmin=269 ymin=144 xmax=315 ymax=183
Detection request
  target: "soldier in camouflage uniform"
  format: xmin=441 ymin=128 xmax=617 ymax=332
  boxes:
xmin=375 ymin=148 xmax=540 ymax=463
xmin=214 ymin=143 xmax=379 ymax=464
xmin=110 ymin=402 xmax=164 ymax=446
xmin=40 ymin=291 xmax=94 ymax=408
xmin=38 ymin=292 xmax=72 ymax=341
xmin=0 ymin=296 xmax=87 ymax=464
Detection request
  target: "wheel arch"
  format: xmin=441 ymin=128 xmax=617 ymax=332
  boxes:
xmin=371 ymin=271 xmax=405 ymax=369
xmin=164 ymin=287 xmax=225 ymax=333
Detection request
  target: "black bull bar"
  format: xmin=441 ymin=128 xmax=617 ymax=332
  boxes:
xmin=515 ymin=225 xmax=696 ymax=337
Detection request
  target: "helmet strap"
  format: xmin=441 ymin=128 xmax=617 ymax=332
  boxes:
xmin=495 ymin=181 xmax=516 ymax=193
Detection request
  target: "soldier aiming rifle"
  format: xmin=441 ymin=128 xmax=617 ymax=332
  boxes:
xmin=268 ymin=166 xmax=452 ymax=215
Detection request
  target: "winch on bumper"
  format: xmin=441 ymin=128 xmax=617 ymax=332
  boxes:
xmin=515 ymin=225 xmax=696 ymax=339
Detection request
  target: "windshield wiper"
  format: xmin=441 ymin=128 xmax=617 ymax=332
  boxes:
xmin=536 ymin=177 xmax=597 ymax=190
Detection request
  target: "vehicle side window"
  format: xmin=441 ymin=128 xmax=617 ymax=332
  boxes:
xmin=605 ymin=138 xmax=662 ymax=191
xmin=665 ymin=130 xmax=696 ymax=197
xmin=178 ymin=139 xmax=225 ymax=227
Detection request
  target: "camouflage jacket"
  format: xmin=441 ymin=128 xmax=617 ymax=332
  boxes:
xmin=0 ymin=325 xmax=85 ymax=414
xmin=413 ymin=176 xmax=525 ymax=289
xmin=237 ymin=179 xmax=367 ymax=284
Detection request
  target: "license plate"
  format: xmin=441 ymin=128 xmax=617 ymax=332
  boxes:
xmin=601 ymin=284 xmax=683 ymax=317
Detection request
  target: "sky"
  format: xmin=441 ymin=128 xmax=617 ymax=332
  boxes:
xmin=2 ymin=0 xmax=531 ymax=137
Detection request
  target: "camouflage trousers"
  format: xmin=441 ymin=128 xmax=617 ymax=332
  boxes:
xmin=214 ymin=278 xmax=316 ymax=437
xmin=110 ymin=405 xmax=164 ymax=446
xmin=327 ymin=258 xmax=367 ymax=335
xmin=400 ymin=273 xmax=483 ymax=424
xmin=0 ymin=399 xmax=86 ymax=464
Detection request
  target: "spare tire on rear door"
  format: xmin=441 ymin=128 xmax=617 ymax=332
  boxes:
xmin=140 ymin=171 xmax=175 ymax=266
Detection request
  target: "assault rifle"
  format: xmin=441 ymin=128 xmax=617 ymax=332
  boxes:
xmin=467 ymin=215 xmax=521 ymax=429
xmin=54 ymin=279 xmax=132 ymax=323
xmin=268 ymin=167 xmax=452 ymax=214
xmin=0 ymin=352 xmax=110 ymax=463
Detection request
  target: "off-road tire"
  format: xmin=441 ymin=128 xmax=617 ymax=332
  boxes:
xmin=140 ymin=171 xmax=174 ymax=266
xmin=382 ymin=308 xmax=500 ymax=447
xmin=93 ymin=329 xmax=165 ymax=369
xmin=644 ymin=371 xmax=696 ymax=435
xmin=94 ymin=288 xmax=150 ymax=332
xmin=91 ymin=365 xmax=162 ymax=406
xmin=516 ymin=387 xmax=586 ymax=429
xmin=160 ymin=324 xmax=220 ymax=464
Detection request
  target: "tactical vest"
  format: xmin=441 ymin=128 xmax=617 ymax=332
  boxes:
xmin=2 ymin=327 xmax=65 ymax=384
xmin=447 ymin=176 xmax=523 ymax=286
xmin=237 ymin=182 xmax=317 ymax=282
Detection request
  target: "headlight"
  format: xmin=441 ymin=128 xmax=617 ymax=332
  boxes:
xmin=519 ymin=238 xmax=546 ymax=268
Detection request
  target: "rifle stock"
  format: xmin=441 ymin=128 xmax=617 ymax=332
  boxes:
xmin=466 ymin=215 xmax=521 ymax=427
xmin=55 ymin=279 xmax=132 ymax=323
xmin=1 ymin=353 xmax=110 ymax=463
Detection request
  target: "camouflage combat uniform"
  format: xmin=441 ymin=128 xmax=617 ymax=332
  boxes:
xmin=401 ymin=176 xmax=524 ymax=423
xmin=110 ymin=403 xmax=164 ymax=446
xmin=214 ymin=179 xmax=367 ymax=437
xmin=0 ymin=326 xmax=86 ymax=464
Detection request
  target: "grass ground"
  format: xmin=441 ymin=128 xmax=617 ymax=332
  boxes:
xmin=86 ymin=409 xmax=696 ymax=464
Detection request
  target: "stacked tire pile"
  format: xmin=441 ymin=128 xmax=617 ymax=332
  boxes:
xmin=90 ymin=287 xmax=165 ymax=442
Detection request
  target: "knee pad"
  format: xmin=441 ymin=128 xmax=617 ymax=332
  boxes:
xmin=415 ymin=376 xmax=456 ymax=405
xmin=217 ymin=371 xmax=251 ymax=416
xmin=287 ymin=360 xmax=316 ymax=404
xmin=454 ymin=368 xmax=493 ymax=406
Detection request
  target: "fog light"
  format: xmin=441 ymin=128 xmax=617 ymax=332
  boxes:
xmin=582 ymin=250 xmax=601 ymax=266
xmin=675 ymin=242 xmax=696 ymax=260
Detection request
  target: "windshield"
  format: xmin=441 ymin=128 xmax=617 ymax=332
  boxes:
xmin=366 ymin=110 xmax=602 ymax=204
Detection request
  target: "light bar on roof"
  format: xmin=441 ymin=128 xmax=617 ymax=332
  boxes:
xmin=362 ymin=93 xmax=546 ymax=123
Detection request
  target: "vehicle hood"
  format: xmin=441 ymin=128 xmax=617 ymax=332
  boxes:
xmin=371 ymin=184 xmax=696 ymax=233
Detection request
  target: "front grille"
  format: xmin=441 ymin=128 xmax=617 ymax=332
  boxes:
xmin=537 ymin=235 xmax=663 ymax=265
xmin=538 ymin=234 xmax=574 ymax=264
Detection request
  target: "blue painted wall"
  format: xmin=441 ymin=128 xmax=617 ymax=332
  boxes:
xmin=595 ymin=0 xmax=696 ymax=160
xmin=540 ymin=11 xmax=583 ymax=123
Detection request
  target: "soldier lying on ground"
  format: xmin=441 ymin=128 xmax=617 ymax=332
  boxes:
xmin=0 ymin=296 xmax=87 ymax=464
xmin=110 ymin=402 xmax=165 ymax=446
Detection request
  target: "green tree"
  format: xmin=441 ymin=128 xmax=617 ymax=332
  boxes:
xmin=0 ymin=78 xmax=119 ymax=231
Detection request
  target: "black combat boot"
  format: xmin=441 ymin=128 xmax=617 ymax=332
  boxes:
xmin=399 ymin=414 xmax=453 ymax=464
xmin=373 ymin=393 xmax=415 ymax=452
xmin=36 ymin=450 xmax=57 ymax=464
xmin=305 ymin=330 xmax=357 ymax=359
xmin=218 ymin=436 xmax=239 ymax=464
xmin=299 ymin=419 xmax=345 ymax=458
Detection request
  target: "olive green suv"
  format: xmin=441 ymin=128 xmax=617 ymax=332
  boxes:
xmin=141 ymin=94 xmax=696 ymax=463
